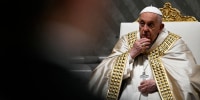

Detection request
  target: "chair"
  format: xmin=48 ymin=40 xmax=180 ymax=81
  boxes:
xmin=120 ymin=2 xmax=200 ymax=65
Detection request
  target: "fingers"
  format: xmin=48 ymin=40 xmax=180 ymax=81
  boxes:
xmin=136 ymin=38 xmax=151 ymax=50
xmin=138 ymin=86 xmax=147 ymax=93
xmin=139 ymin=38 xmax=151 ymax=48
xmin=138 ymin=80 xmax=148 ymax=93
xmin=138 ymin=84 xmax=148 ymax=94
xmin=138 ymin=79 xmax=158 ymax=94
xmin=129 ymin=38 xmax=151 ymax=58
xmin=140 ymin=80 xmax=146 ymax=85
xmin=139 ymin=38 xmax=151 ymax=43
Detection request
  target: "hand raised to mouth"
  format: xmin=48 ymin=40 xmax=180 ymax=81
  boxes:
xmin=129 ymin=38 xmax=151 ymax=59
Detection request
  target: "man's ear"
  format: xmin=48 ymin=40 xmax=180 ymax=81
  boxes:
xmin=160 ymin=23 xmax=164 ymax=30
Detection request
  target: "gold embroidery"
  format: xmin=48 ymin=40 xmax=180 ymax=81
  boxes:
xmin=107 ymin=31 xmax=180 ymax=100
xmin=148 ymin=33 xmax=180 ymax=100
xmin=106 ymin=52 xmax=128 ymax=100
xmin=106 ymin=32 xmax=137 ymax=100
xmin=128 ymin=31 xmax=137 ymax=48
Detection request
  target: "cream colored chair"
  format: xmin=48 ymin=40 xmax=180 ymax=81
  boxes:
xmin=120 ymin=2 xmax=200 ymax=65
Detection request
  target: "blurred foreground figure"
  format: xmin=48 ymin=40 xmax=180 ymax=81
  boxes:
xmin=89 ymin=6 xmax=200 ymax=100
xmin=36 ymin=0 xmax=109 ymax=99
xmin=39 ymin=0 xmax=108 ymax=65
xmin=3 ymin=0 xmax=108 ymax=100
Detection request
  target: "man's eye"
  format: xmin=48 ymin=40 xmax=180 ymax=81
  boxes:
xmin=140 ymin=22 xmax=145 ymax=26
xmin=148 ymin=23 xmax=154 ymax=28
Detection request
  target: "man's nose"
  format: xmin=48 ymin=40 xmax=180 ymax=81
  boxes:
xmin=143 ymin=24 xmax=149 ymax=31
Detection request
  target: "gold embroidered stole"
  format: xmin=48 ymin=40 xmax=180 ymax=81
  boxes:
xmin=106 ymin=31 xmax=180 ymax=100
xmin=148 ymin=33 xmax=180 ymax=100
xmin=106 ymin=32 xmax=137 ymax=100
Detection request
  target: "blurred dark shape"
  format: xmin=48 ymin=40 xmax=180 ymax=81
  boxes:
xmin=2 ymin=0 xmax=107 ymax=99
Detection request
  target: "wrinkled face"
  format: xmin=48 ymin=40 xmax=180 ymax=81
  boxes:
xmin=138 ymin=12 xmax=164 ymax=44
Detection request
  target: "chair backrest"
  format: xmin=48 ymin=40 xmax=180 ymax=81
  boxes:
xmin=120 ymin=2 xmax=200 ymax=65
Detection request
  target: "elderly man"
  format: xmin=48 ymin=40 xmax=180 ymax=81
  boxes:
xmin=89 ymin=6 xmax=200 ymax=100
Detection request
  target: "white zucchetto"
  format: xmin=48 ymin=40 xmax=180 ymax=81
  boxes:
xmin=140 ymin=6 xmax=163 ymax=16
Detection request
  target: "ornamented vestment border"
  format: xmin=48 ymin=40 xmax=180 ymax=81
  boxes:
xmin=106 ymin=31 xmax=180 ymax=100
xmin=148 ymin=33 xmax=180 ymax=100
xmin=106 ymin=32 xmax=137 ymax=100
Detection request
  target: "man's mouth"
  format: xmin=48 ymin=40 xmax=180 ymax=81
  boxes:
xmin=142 ymin=36 xmax=150 ymax=39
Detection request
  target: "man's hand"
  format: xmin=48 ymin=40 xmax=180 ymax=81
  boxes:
xmin=129 ymin=38 xmax=151 ymax=59
xmin=138 ymin=79 xmax=158 ymax=94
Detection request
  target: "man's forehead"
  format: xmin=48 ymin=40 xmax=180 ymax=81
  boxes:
xmin=139 ymin=12 xmax=158 ymax=22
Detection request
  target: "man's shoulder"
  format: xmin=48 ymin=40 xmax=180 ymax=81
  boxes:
xmin=167 ymin=31 xmax=181 ymax=39
xmin=160 ymin=29 xmax=182 ymax=41
xmin=120 ymin=31 xmax=138 ymax=38
xmin=127 ymin=31 xmax=138 ymax=36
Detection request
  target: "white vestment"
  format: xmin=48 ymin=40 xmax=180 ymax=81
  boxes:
xmin=89 ymin=28 xmax=200 ymax=100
